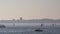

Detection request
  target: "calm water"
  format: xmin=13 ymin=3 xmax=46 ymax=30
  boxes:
xmin=0 ymin=26 xmax=60 ymax=34
xmin=0 ymin=23 xmax=60 ymax=34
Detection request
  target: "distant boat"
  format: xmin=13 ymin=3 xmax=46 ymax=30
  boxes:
xmin=41 ymin=24 xmax=44 ymax=27
xmin=34 ymin=29 xmax=43 ymax=32
xmin=0 ymin=25 xmax=6 ymax=28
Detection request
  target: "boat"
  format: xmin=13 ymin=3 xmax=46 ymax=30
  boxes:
xmin=34 ymin=29 xmax=43 ymax=32
xmin=0 ymin=25 xmax=6 ymax=28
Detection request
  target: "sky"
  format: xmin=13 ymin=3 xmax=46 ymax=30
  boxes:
xmin=0 ymin=0 xmax=60 ymax=20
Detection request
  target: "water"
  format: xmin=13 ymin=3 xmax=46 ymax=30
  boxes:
xmin=0 ymin=26 xmax=60 ymax=34
xmin=0 ymin=23 xmax=60 ymax=34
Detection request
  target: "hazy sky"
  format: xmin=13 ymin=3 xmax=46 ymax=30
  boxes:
xmin=0 ymin=0 xmax=60 ymax=20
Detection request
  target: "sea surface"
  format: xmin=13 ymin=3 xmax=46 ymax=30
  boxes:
xmin=0 ymin=23 xmax=60 ymax=34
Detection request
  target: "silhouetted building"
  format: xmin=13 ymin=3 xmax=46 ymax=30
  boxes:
xmin=20 ymin=17 xmax=23 ymax=20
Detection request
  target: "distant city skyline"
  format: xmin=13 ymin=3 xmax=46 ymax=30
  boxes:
xmin=0 ymin=0 xmax=60 ymax=20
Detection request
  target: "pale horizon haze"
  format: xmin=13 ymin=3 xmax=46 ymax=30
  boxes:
xmin=0 ymin=0 xmax=60 ymax=20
